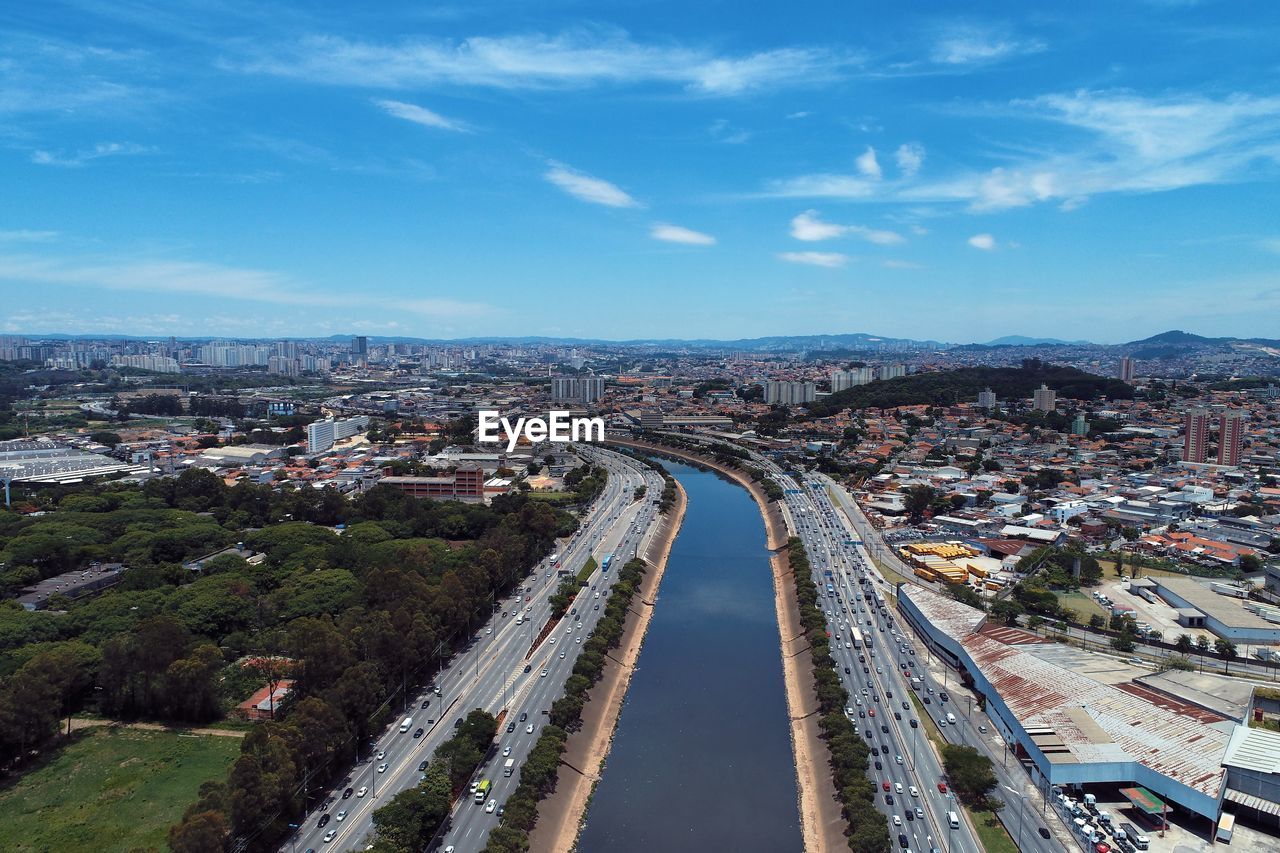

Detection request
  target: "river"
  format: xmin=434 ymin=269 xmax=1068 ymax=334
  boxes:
xmin=577 ymin=458 xmax=802 ymax=852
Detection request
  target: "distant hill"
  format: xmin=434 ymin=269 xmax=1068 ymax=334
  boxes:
xmin=984 ymin=335 xmax=1092 ymax=346
xmin=1123 ymin=329 xmax=1280 ymax=360
xmin=804 ymin=363 xmax=1134 ymax=417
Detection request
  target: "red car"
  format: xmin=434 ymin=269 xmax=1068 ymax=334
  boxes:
xmin=869 ymin=709 xmax=875 ymax=717
xmin=937 ymin=782 xmax=948 ymax=793
xmin=1095 ymin=844 xmax=1110 ymax=853
xmin=882 ymin=781 xmax=891 ymax=791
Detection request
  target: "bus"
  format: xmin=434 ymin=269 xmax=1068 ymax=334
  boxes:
xmin=550 ymin=553 xmax=561 ymax=566
xmin=474 ymin=779 xmax=492 ymax=803
xmin=602 ymin=554 xmax=613 ymax=572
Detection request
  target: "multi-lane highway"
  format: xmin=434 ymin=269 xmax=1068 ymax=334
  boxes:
xmin=286 ymin=446 xmax=666 ymax=853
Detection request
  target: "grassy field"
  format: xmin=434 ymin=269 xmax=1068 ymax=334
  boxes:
xmin=0 ymin=727 xmax=241 ymax=853
xmin=1055 ymin=590 xmax=1109 ymax=621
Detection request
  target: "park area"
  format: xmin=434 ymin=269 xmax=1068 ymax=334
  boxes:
xmin=0 ymin=727 xmax=240 ymax=852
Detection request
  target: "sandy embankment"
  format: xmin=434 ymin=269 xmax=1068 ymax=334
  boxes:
xmin=529 ymin=478 xmax=688 ymax=853
xmin=599 ymin=440 xmax=846 ymax=853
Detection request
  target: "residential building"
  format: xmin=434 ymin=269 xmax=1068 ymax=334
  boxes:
xmin=307 ymin=418 xmax=335 ymax=454
xmin=1183 ymin=407 xmax=1210 ymax=463
xmin=1032 ymin=384 xmax=1057 ymax=412
xmin=977 ymin=388 xmax=997 ymax=409
xmin=1219 ymin=410 xmax=1245 ymax=466
xmin=765 ymin=380 xmax=816 ymax=406
xmin=879 ymin=363 xmax=907 ymax=380
xmin=1119 ymin=356 xmax=1136 ymax=382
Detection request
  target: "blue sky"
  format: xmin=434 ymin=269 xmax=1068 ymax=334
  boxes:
xmin=3 ymin=1 xmax=1279 ymax=344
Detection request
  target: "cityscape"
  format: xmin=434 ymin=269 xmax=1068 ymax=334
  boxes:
xmin=4 ymin=3 xmax=1280 ymax=853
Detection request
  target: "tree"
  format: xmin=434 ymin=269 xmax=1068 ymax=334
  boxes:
xmin=1239 ymin=553 xmax=1262 ymax=572
xmin=90 ymin=431 xmax=122 ymax=448
xmin=1174 ymin=634 xmax=1194 ymax=655
xmin=1214 ymin=638 xmax=1239 ymax=674
xmin=1088 ymin=614 xmax=1106 ymax=631
xmin=941 ymin=744 xmax=997 ymax=804
xmin=167 ymin=809 xmax=230 ymax=853
xmin=990 ymin=600 xmax=1024 ymax=627
xmin=904 ymin=485 xmax=937 ymax=522
xmin=1195 ymin=635 xmax=1211 ymax=670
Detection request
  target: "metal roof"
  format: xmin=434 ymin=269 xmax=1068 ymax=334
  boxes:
xmin=904 ymin=584 xmax=1233 ymax=799
xmin=1222 ymin=725 xmax=1280 ymax=776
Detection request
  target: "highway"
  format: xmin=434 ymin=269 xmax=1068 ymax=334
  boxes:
xmin=758 ymin=458 xmax=983 ymax=853
xmin=285 ymin=446 xmax=666 ymax=853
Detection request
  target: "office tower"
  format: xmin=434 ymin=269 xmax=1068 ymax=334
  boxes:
xmin=1032 ymin=384 xmax=1057 ymax=412
xmin=1182 ymin=408 xmax=1209 ymax=463
xmin=551 ymin=376 xmax=605 ymax=403
xmin=1218 ymin=410 xmax=1245 ymax=466
xmin=977 ymin=388 xmax=997 ymax=410
xmin=351 ymin=336 xmax=368 ymax=358
xmin=1118 ymin=356 xmax=1135 ymax=382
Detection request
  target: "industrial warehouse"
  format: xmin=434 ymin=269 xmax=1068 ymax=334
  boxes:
xmin=898 ymin=583 xmax=1280 ymax=843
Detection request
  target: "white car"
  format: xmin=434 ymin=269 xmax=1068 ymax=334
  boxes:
xmin=526 ymin=724 xmax=534 ymax=734
xmin=549 ymin=637 xmax=556 ymax=645
xmin=559 ymin=652 xmax=566 ymax=659
xmin=356 ymin=786 xmax=368 ymax=798
xmin=377 ymin=762 xmax=388 ymax=773
xmin=909 ymin=786 xmax=919 ymax=797
xmin=503 ymin=746 xmax=512 ymax=757
xmin=376 ymin=751 xmax=385 ymax=760
xmin=485 ymin=799 xmax=497 ymax=813
xmin=324 ymin=829 xmax=337 ymax=843
xmin=540 ymin=669 xmax=548 ymax=677
xmin=893 ymin=816 xmax=902 ymax=827
xmin=575 ymin=637 xmax=582 ymax=644
xmin=336 ymin=810 xmax=347 ymax=821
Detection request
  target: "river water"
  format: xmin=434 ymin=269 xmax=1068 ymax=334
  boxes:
xmin=577 ymin=459 xmax=802 ymax=852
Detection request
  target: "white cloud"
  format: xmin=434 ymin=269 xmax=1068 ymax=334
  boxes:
xmin=651 ymin=223 xmax=716 ymax=245
xmin=856 ymin=145 xmax=882 ymax=179
xmin=374 ymin=98 xmax=472 ymax=133
xmin=931 ymin=26 xmax=1046 ymax=65
xmin=968 ymin=233 xmax=996 ymax=250
xmin=1259 ymin=238 xmax=1280 ymax=254
xmin=789 ymin=211 xmax=904 ymax=245
xmin=777 ymin=251 xmax=849 ymax=268
xmin=883 ymin=259 xmax=923 ymax=269
xmin=0 ymin=230 xmax=58 ymax=242
xmin=895 ymin=142 xmax=925 ymax=177
xmin=765 ymin=90 xmax=1280 ymax=211
xmin=232 ymin=31 xmax=853 ymax=96
xmin=543 ymin=162 xmax=641 ymax=208
xmin=30 ymin=141 xmax=152 ymax=167
xmin=0 ymin=251 xmax=493 ymax=318
xmin=787 ymin=111 xmax=812 ymax=119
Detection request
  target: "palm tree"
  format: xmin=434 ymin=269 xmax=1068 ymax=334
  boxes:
xmin=1195 ymin=636 xmax=1211 ymax=672
xmin=1214 ymin=638 xmax=1239 ymax=675
xmin=1174 ymin=634 xmax=1193 ymax=655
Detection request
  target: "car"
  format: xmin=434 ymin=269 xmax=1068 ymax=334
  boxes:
xmin=894 ymin=712 xmax=901 ymax=720
xmin=549 ymin=637 xmax=556 ymax=645
xmin=560 ymin=651 xmax=566 ymax=659
xmin=540 ymin=669 xmax=548 ymax=677
xmin=1039 ymin=827 xmax=1052 ymax=839
xmin=485 ymin=800 xmax=497 ymax=814
xmin=523 ymin=664 xmax=532 ymax=673
xmin=909 ymin=719 xmax=918 ymax=728
xmin=859 ymin=710 xmax=865 ymax=718
xmin=905 ymin=810 xmax=914 ymax=822
xmin=902 ymin=701 xmax=910 ymax=710
xmin=845 ymin=706 xmax=854 ymax=716
xmin=1096 ymin=845 xmax=1111 ymax=853
xmin=882 ymin=781 xmax=891 ymax=791
xmin=356 ymin=786 xmax=368 ymax=798
xmin=376 ymin=750 xmax=385 ymax=760
xmin=937 ymin=782 xmax=948 ymax=793
xmin=418 ymin=760 xmax=428 ymax=772
xmin=498 ymin=805 xmax=505 ymax=817
xmin=486 ymin=627 xmax=492 ymax=635
xmin=869 ymin=708 xmax=875 ymax=717
xmin=893 ymin=816 xmax=902 ymax=827
xmin=881 ymin=724 xmax=890 ymax=734
xmin=874 ymin=760 xmax=882 ymax=770
xmin=899 ymin=833 xmax=909 ymax=849
xmin=938 ymin=718 xmax=947 ymax=727
xmin=503 ymin=746 xmax=512 ymax=757
xmin=324 ymin=830 xmax=337 ymax=843
xmin=421 ymin=700 xmax=431 ymax=709
xmin=413 ymin=727 xmax=424 ymax=738
xmin=526 ymin=724 xmax=534 ymax=734
xmin=576 ymin=637 xmax=582 ymax=643
xmin=978 ymin=725 xmax=988 ymax=733
xmin=844 ymin=666 xmax=851 ymax=674
xmin=885 ymin=794 xmax=894 ymax=805
xmin=895 ymin=783 xmax=903 ymax=794
xmin=924 ymin=697 xmax=931 ymax=704
xmin=506 ymin=722 xmax=516 ymax=733
xmin=318 ymin=814 xmax=331 ymax=828
xmin=908 ymin=785 xmax=917 ymax=796
xmin=342 ymin=787 xmax=354 ymax=799
xmin=336 ymin=809 xmax=348 ymax=822
xmin=377 ymin=762 xmax=388 ymax=773
xmin=520 ymin=712 xmax=528 ymax=722
xmin=915 ymin=807 xmax=924 ymax=820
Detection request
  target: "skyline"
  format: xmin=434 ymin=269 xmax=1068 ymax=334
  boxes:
xmin=4 ymin=1 xmax=1280 ymax=342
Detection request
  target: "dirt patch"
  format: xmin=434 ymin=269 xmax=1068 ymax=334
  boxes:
xmin=69 ymin=717 xmax=247 ymax=738
xmin=600 ymin=440 xmax=845 ymax=853
xmin=529 ymin=478 xmax=688 ymax=853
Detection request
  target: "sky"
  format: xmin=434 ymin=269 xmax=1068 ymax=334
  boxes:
xmin=3 ymin=0 xmax=1280 ymax=344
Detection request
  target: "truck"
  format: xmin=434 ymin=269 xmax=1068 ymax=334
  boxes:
xmin=945 ymin=712 xmax=957 ymax=725
xmin=851 ymin=627 xmax=864 ymax=649
xmin=550 ymin=553 xmax=561 ymax=566
xmin=1120 ymin=822 xmax=1150 ymax=849
xmin=474 ymin=779 xmax=492 ymax=803
xmin=948 ymin=811 xmax=960 ymax=829
xmin=503 ymin=757 xmax=516 ymax=777
xmin=399 ymin=716 xmax=414 ymax=733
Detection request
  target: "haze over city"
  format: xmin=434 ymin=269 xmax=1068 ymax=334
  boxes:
xmin=5 ymin=1 xmax=1280 ymax=342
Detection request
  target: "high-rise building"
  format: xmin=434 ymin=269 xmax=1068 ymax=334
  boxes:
xmin=551 ymin=376 xmax=606 ymax=403
xmin=977 ymin=388 xmax=997 ymax=409
xmin=352 ymin=336 xmax=368 ymax=357
xmin=1032 ymin=384 xmax=1057 ymax=412
xmin=1182 ymin=407 xmax=1210 ymax=463
xmin=879 ymin=363 xmax=907 ymax=380
xmin=1071 ymin=413 xmax=1088 ymax=436
xmin=1218 ymin=410 xmax=1245 ymax=466
xmin=830 ymin=368 xmax=875 ymax=392
xmin=1118 ymin=356 xmax=1135 ymax=382
xmin=307 ymin=419 xmax=336 ymax=454
xmin=765 ymin=381 xmax=816 ymax=406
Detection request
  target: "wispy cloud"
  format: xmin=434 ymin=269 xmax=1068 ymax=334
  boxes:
xmin=1259 ymin=238 xmax=1280 ymax=255
xmin=231 ymin=30 xmax=855 ymax=96
xmin=0 ymin=230 xmax=59 ymax=242
xmin=763 ymin=90 xmax=1280 ymax=211
xmin=790 ymin=211 xmax=904 ymax=245
xmin=856 ymin=145 xmax=882 ymax=179
xmin=374 ymin=98 xmax=472 ymax=133
xmin=544 ymin=161 xmax=641 ymax=208
xmin=30 ymin=141 xmax=153 ymax=167
xmin=930 ymin=25 xmax=1046 ymax=66
xmin=777 ymin=250 xmax=849 ymax=268
xmin=895 ymin=143 xmax=925 ymax=177
xmin=968 ymin=233 xmax=996 ymax=250
xmin=883 ymin=259 xmax=923 ymax=269
xmin=651 ymin=223 xmax=715 ymax=245
xmin=0 ymin=251 xmax=493 ymax=318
